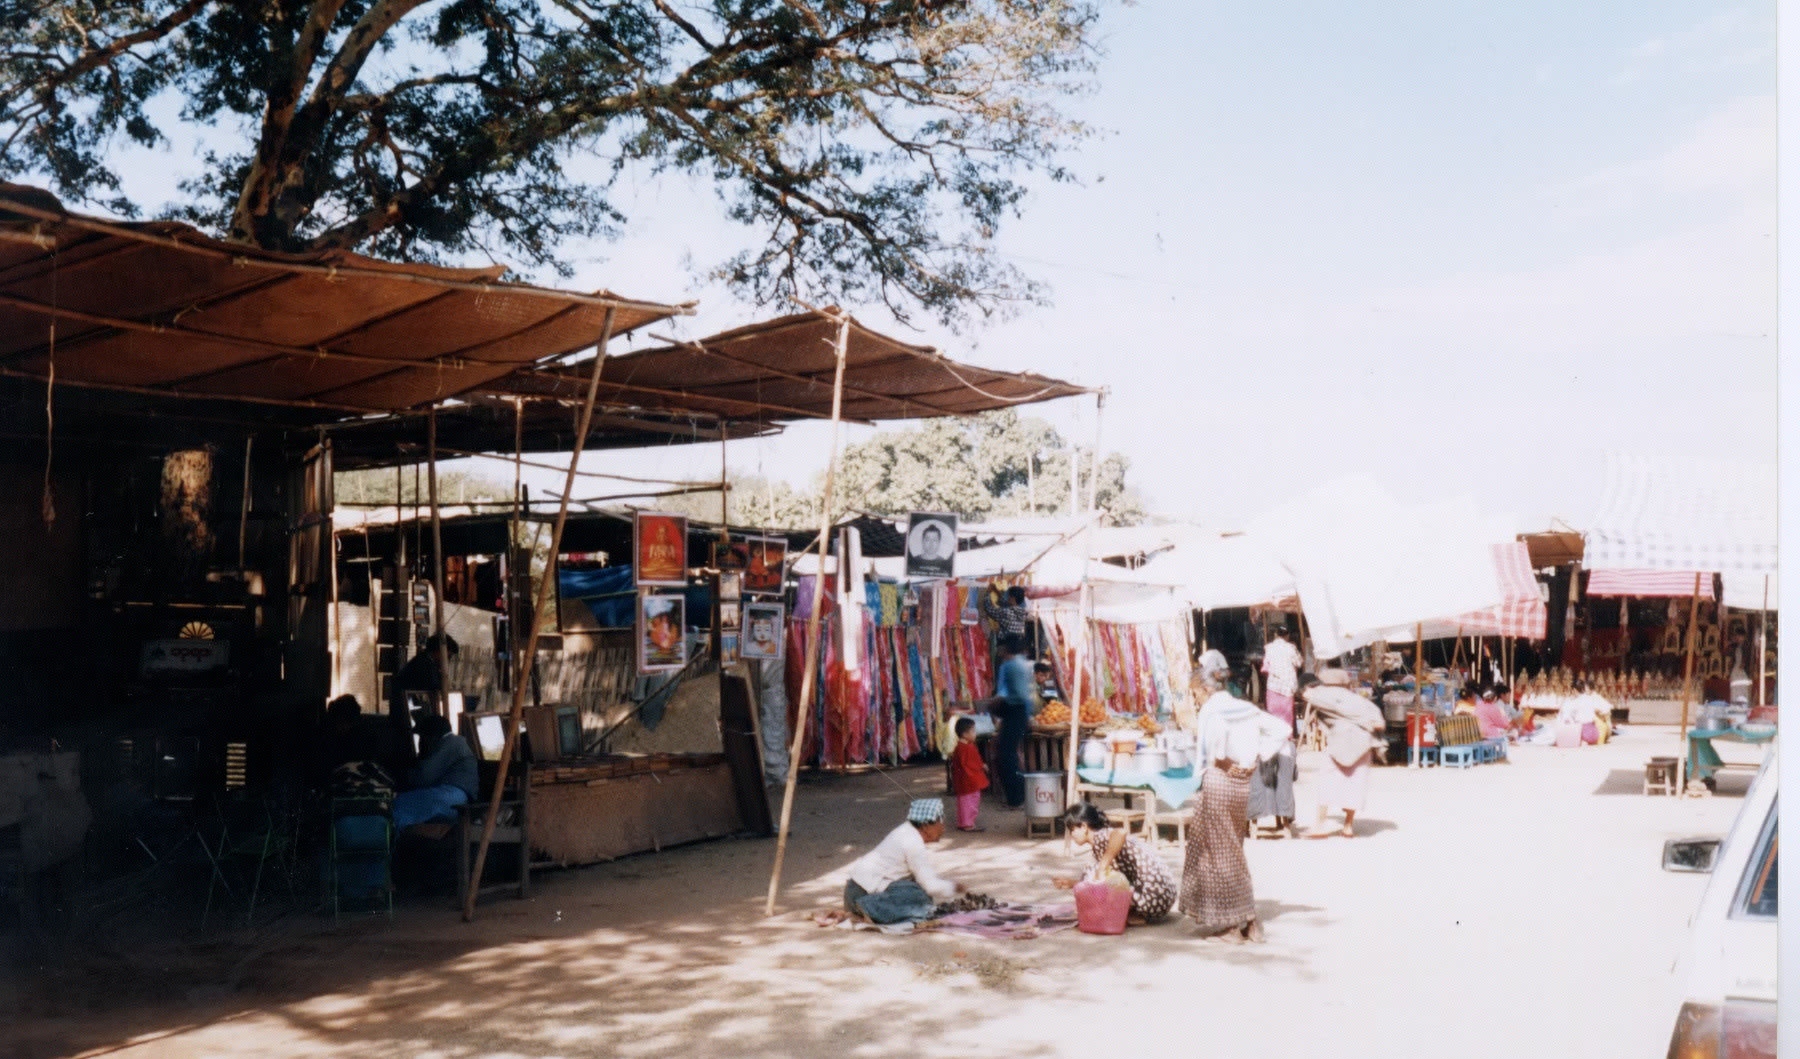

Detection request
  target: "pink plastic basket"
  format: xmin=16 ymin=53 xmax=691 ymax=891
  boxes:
xmin=1073 ymin=878 xmax=1132 ymax=935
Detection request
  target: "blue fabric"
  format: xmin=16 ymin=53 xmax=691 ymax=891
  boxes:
xmin=1686 ymin=726 xmax=1777 ymax=783
xmin=559 ymin=565 xmax=710 ymax=628
xmin=561 ymin=565 xmax=637 ymax=628
xmin=998 ymin=654 xmax=1036 ymax=712
xmin=1076 ymin=765 xmax=1205 ymax=812
xmin=393 ymin=784 xmax=470 ymax=829
xmin=848 ymin=877 xmax=936 ymax=924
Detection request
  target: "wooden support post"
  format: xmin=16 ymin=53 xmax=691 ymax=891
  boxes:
xmin=1677 ymin=572 xmax=1703 ymax=793
xmin=428 ymin=405 xmax=448 ymax=714
xmin=1757 ymin=575 xmax=1768 ymax=709
xmin=1412 ymin=622 xmax=1424 ymax=768
xmin=764 ymin=314 xmax=851 ymax=917
xmin=463 ymin=308 xmax=616 ymax=921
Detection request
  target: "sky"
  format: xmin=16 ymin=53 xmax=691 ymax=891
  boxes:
xmin=100 ymin=1 xmax=1778 ymax=533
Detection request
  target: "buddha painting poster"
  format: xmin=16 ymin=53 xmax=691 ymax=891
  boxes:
xmin=635 ymin=512 xmax=688 ymax=586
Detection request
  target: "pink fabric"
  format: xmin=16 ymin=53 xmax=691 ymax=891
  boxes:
xmin=1473 ymin=698 xmax=1511 ymax=740
xmin=1265 ymin=690 xmax=1294 ymax=729
xmin=956 ymin=791 xmax=981 ymax=829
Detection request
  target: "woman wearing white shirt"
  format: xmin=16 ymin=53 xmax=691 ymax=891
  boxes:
xmin=1178 ymin=672 xmax=1289 ymax=942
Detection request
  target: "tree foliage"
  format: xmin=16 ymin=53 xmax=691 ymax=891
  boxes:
xmin=1 ymin=0 xmax=1103 ymax=324
xmin=334 ymin=465 xmax=509 ymax=505
xmin=833 ymin=407 xmax=1141 ymax=523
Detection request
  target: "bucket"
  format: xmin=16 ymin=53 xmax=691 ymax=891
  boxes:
xmin=1073 ymin=877 xmax=1132 ymax=935
xmin=1079 ymin=739 xmax=1109 ymax=769
xmin=1132 ymin=748 xmax=1168 ymax=774
xmin=1022 ymin=773 xmax=1063 ymax=818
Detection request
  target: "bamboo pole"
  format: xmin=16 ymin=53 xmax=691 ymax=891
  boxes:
xmin=1412 ymin=622 xmax=1424 ymax=768
xmin=463 ymin=308 xmax=616 ymax=921
xmin=1677 ymin=572 xmax=1703 ymax=793
xmin=1065 ymin=577 xmax=1089 ymax=807
xmin=428 ymin=406 xmax=448 ymax=714
xmin=1757 ymin=575 xmax=1768 ymax=709
xmin=763 ymin=314 xmax=851 ymax=917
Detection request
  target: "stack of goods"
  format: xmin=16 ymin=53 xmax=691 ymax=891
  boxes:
xmin=932 ymin=892 xmax=1000 ymax=918
xmin=1034 ymin=697 xmax=1107 ymax=729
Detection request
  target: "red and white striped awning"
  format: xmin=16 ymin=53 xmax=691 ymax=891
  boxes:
xmin=1585 ymin=568 xmax=1716 ymax=600
xmin=1452 ymin=542 xmax=1548 ymax=638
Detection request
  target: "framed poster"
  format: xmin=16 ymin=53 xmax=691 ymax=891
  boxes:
xmin=712 ymin=537 xmax=746 ymax=571
xmin=719 ymin=571 xmax=742 ymax=602
xmin=743 ymin=536 xmax=787 ymax=597
xmin=742 ymin=601 xmax=785 ymax=660
xmin=635 ymin=511 xmax=688 ymax=587
xmin=720 ymin=631 xmax=740 ymax=666
xmin=638 ymin=591 xmax=688 ymax=673
xmin=720 ymin=602 xmax=741 ymax=628
xmin=905 ymin=512 xmax=958 ymax=579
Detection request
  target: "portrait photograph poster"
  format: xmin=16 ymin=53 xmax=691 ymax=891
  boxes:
xmin=741 ymin=601 xmax=784 ymax=660
xmin=904 ymin=512 xmax=957 ymax=580
xmin=635 ymin=512 xmax=688 ymax=586
xmin=638 ymin=591 xmax=687 ymax=673
xmin=742 ymin=536 xmax=787 ymax=597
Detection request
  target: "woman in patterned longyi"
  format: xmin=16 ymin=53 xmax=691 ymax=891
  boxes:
xmin=1051 ymin=802 xmax=1177 ymax=924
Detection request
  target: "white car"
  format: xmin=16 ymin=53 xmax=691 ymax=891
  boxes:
xmin=1662 ymin=745 xmax=1778 ymax=1059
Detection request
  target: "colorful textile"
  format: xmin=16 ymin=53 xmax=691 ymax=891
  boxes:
xmin=1179 ymin=765 xmax=1256 ymax=934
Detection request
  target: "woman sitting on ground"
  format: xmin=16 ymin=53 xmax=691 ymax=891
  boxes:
xmin=843 ymin=799 xmax=963 ymax=924
xmin=1472 ymin=686 xmax=1517 ymax=741
xmin=1052 ymin=802 xmax=1178 ymax=925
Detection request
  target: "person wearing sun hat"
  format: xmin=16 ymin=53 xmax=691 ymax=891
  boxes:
xmin=842 ymin=798 xmax=964 ymax=924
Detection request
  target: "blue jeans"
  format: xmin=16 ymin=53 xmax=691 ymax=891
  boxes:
xmin=845 ymin=878 xmax=935 ymax=924
xmin=392 ymin=784 xmax=469 ymax=829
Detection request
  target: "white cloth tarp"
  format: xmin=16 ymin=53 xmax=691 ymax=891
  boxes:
xmin=1134 ymin=530 xmax=1295 ymax=611
xmin=1580 ymin=452 xmax=1776 ymax=610
xmin=1245 ymin=475 xmax=1522 ymax=660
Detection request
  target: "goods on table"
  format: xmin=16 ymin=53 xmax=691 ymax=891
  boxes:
xmin=1037 ymin=700 xmax=1072 ymax=726
xmin=1134 ymin=714 xmax=1163 ymax=736
xmin=1080 ymin=699 xmax=1107 ymax=725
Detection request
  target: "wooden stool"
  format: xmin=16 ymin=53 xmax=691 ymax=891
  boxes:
xmin=1644 ymin=757 xmax=1679 ymax=796
xmin=1025 ymin=813 xmax=1058 ymax=839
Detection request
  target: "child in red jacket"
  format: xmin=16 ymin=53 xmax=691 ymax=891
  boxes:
xmin=950 ymin=716 xmax=989 ymax=832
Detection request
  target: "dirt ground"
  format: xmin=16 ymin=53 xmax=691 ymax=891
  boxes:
xmin=3 ymin=726 xmax=1762 ymax=1059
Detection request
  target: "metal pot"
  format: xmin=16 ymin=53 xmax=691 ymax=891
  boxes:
xmin=1132 ymin=747 xmax=1168 ymax=774
xmin=1164 ymin=744 xmax=1191 ymax=770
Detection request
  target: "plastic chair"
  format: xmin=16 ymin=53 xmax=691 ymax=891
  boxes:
xmin=1409 ymin=745 xmax=1439 ymax=767
xmin=329 ymin=797 xmax=393 ymax=922
xmin=1440 ymin=745 xmax=1479 ymax=769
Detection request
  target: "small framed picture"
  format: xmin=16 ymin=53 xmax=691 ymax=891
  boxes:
xmin=742 ymin=601 xmax=785 ymax=660
xmin=720 ymin=632 xmax=740 ymax=666
xmin=719 ymin=571 xmax=742 ymax=602
xmin=743 ymin=536 xmax=787 ymax=597
xmin=638 ymin=591 xmax=687 ymax=673
xmin=905 ymin=512 xmax=957 ymax=579
xmin=720 ymin=602 xmax=741 ymax=628
xmin=713 ymin=537 xmax=746 ymax=571
xmin=635 ymin=511 xmax=688 ymax=587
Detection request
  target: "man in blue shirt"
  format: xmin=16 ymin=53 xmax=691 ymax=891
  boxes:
xmin=987 ymin=634 xmax=1040 ymax=808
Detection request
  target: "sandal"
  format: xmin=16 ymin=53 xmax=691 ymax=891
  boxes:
xmin=1340 ymin=826 xmax=1355 ymax=838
